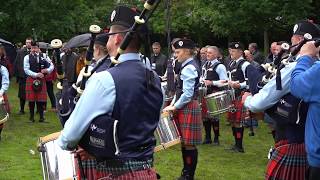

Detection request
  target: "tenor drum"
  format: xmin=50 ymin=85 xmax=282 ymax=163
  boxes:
xmin=38 ymin=132 xmax=78 ymax=180
xmin=205 ymin=90 xmax=234 ymax=117
xmin=154 ymin=112 xmax=181 ymax=152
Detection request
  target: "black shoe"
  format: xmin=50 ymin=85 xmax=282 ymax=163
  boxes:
xmin=202 ymin=139 xmax=212 ymax=144
xmin=213 ymin=139 xmax=220 ymax=146
xmin=39 ymin=118 xmax=45 ymax=123
xmin=18 ymin=111 xmax=25 ymax=115
xmin=29 ymin=117 xmax=35 ymax=123
xmin=177 ymin=170 xmax=194 ymax=180
xmin=225 ymin=145 xmax=244 ymax=153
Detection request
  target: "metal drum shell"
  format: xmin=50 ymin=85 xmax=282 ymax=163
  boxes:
xmin=38 ymin=132 xmax=78 ymax=180
xmin=154 ymin=112 xmax=181 ymax=152
xmin=205 ymin=90 xmax=234 ymax=117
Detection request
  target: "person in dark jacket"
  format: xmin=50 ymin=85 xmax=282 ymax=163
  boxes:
xmin=150 ymin=42 xmax=167 ymax=76
xmin=14 ymin=37 xmax=33 ymax=114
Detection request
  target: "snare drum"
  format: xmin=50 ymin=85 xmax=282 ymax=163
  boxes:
xmin=154 ymin=112 xmax=181 ymax=152
xmin=205 ymin=90 xmax=234 ymax=117
xmin=38 ymin=132 xmax=78 ymax=180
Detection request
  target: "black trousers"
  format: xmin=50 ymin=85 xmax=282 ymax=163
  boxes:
xmin=46 ymin=81 xmax=56 ymax=108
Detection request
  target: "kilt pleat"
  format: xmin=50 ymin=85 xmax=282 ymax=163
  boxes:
xmin=174 ymin=100 xmax=202 ymax=145
xmin=201 ymin=97 xmax=208 ymax=119
xmin=265 ymin=140 xmax=307 ymax=180
xmin=26 ymin=76 xmax=47 ymax=102
xmin=227 ymin=96 xmax=247 ymax=124
xmin=76 ymin=159 xmax=157 ymax=180
xmin=3 ymin=94 xmax=10 ymax=113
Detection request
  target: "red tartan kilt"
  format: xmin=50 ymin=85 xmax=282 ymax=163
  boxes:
xmin=3 ymin=94 xmax=10 ymax=114
xmin=265 ymin=140 xmax=307 ymax=180
xmin=227 ymin=99 xmax=245 ymax=123
xmin=201 ymin=97 xmax=208 ymax=118
xmin=76 ymin=159 xmax=157 ymax=180
xmin=174 ymin=100 xmax=202 ymax=145
xmin=26 ymin=77 xmax=47 ymax=102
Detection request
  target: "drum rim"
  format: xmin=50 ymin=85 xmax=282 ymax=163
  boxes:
xmin=205 ymin=91 xmax=229 ymax=98
xmin=0 ymin=113 xmax=9 ymax=124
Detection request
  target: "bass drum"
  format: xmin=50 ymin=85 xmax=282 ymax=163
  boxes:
xmin=38 ymin=132 xmax=78 ymax=180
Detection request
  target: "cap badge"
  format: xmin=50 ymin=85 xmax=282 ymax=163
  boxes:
xmin=110 ymin=10 xmax=116 ymax=22
xmin=178 ymin=41 xmax=183 ymax=46
xmin=235 ymin=43 xmax=239 ymax=48
xmin=293 ymin=24 xmax=298 ymax=33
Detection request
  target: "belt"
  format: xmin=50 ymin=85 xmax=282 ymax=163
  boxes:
xmin=95 ymin=158 xmax=153 ymax=175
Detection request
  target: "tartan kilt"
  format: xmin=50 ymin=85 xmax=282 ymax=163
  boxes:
xmin=25 ymin=76 xmax=47 ymax=102
xmin=201 ymin=97 xmax=208 ymax=119
xmin=227 ymin=96 xmax=247 ymax=124
xmin=174 ymin=100 xmax=202 ymax=145
xmin=265 ymin=140 xmax=307 ymax=180
xmin=3 ymin=94 xmax=10 ymax=114
xmin=76 ymin=159 xmax=157 ymax=180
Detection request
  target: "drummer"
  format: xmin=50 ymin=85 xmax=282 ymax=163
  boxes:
xmin=163 ymin=39 xmax=202 ymax=180
xmin=201 ymin=46 xmax=228 ymax=145
xmin=0 ymin=63 xmax=10 ymax=141
xmin=226 ymin=42 xmax=250 ymax=153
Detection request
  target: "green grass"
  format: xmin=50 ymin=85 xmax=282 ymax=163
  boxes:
xmin=0 ymin=82 xmax=273 ymax=180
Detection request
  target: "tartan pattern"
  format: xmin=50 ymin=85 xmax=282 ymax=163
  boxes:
xmin=265 ymin=140 xmax=307 ymax=180
xmin=3 ymin=94 xmax=10 ymax=114
xmin=174 ymin=100 xmax=202 ymax=145
xmin=227 ymin=96 xmax=247 ymax=125
xmin=25 ymin=76 xmax=47 ymax=102
xmin=201 ymin=97 xmax=208 ymax=119
xmin=76 ymin=158 xmax=156 ymax=180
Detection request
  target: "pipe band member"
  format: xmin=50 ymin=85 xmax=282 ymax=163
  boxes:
xmin=163 ymin=38 xmax=201 ymax=180
xmin=243 ymin=20 xmax=320 ymax=180
xmin=226 ymin=42 xmax=250 ymax=153
xmin=24 ymin=41 xmax=54 ymax=122
xmin=201 ymin=46 xmax=228 ymax=145
xmin=57 ymin=5 xmax=163 ymax=180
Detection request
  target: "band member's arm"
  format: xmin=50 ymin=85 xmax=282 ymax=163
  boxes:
xmin=243 ymin=62 xmax=295 ymax=112
xmin=0 ymin=66 xmax=9 ymax=96
xmin=212 ymin=64 xmax=228 ymax=87
xmin=57 ymin=71 xmax=116 ymax=150
xmin=291 ymin=55 xmax=319 ymax=102
xmin=239 ymin=61 xmax=250 ymax=89
xmin=23 ymin=55 xmax=38 ymax=78
xmin=173 ymin=65 xmax=198 ymax=109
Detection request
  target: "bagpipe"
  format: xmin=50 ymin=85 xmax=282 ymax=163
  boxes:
xmin=254 ymin=33 xmax=320 ymax=92
xmin=52 ymin=25 xmax=102 ymax=126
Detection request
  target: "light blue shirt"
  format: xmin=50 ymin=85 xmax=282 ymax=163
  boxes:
xmin=0 ymin=66 xmax=9 ymax=96
xmin=244 ymin=62 xmax=296 ymax=112
xmin=57 ymin=53 xmax=145 ymax=150
xmin=290 ymin=55 xmax=320 ymax=167
xmin=23 ymin=53 xmax=54 ymax=78
xmin=173 ymin=58 xmax=199 ymax=109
